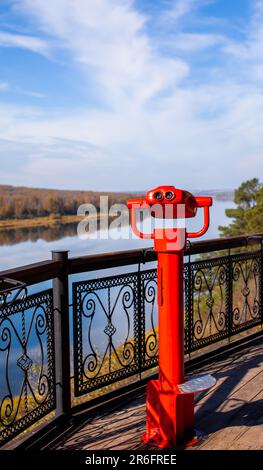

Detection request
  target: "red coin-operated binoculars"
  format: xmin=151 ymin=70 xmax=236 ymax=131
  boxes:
xmin=127 ymin=186 xmax=216 ymax=448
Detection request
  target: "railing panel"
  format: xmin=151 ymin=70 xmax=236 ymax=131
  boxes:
xmin=187 ymin=250 xmax=262 ymax=353
xmin=231 ymin=251 xmax=261 ymax=334
xmin=0 ymin=290 xmax=55 ymax=445
xmin=140 ymin=270 xmax=158 ymax=370
xmin=73 ymin=273 xmax=140 ymax=396
xmin=187 ymin=256 xmax=230 ymax=351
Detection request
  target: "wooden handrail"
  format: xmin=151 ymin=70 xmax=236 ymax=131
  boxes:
xmin=0 ymin=233 xmax=262 ymax=285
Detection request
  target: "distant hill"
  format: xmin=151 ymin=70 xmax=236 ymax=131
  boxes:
xmin=133 ymin=188 xmax=234 ymax=201
xmin=0 ymin=184 xmax=143 ymax=220
xmin=0 ymin=184 xmax=234 ymax=221
xmin=193 ymin=189 xmax=234 ymax=201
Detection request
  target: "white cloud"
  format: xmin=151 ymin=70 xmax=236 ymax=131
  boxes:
xmin=0 ymin=136 xmax=109 ymax=189
xmin=15 ymin=0 xmax=189 ymax=108
xmin=223 ymin=0 xmax=263 ymax=81
xmin=161 ymin=32 xmax=227 ymax=52
xmin=161 ymin=0 xmax=214 ymax=23
xmin=1 ymin=78 xmax=263 ymax=191
xmin=0 ymin=30 xmax=50 ymax=55
xmin=162 ymin=0 xmax=200 ymax=23
xmin=0 ymin=81 xmax=45 ymax=98
xmin=16 ymin=88 xmax=46 ymax=99
xmin=0 ymin=0 xmax=263 ymax=191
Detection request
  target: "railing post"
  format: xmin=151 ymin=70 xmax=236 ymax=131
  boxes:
xmin=260 ymin=241 xmax=263 ymax=327
xmin=185 ymin=257 xmax=192 ymax=356
xmin=52 ymin=250 xmax=71 ymax=418
xmin=137 ymin=264 xmax=143 ymax=378
xmin=227 ymin=250 xmax=233 ymax=341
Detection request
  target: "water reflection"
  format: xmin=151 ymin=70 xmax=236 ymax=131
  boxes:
xmin=0 ymin=222 xmax=78 ymax=246
xmin=0 ymin=212 xmax=133 ymax=246
xmin=0 ymin=201 xmax=235 ymax=273
xmin=0 ymin=200 xmax=234 ymax=248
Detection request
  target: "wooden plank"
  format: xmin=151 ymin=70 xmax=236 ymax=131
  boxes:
xmin=197 ymin=369 xmax=263 ymax=449
xmin=54 ymin=399 xmax=145 ymax=451
xmin=194 ymin=343 xmax=263 ymax=418
xmin=229 ymin=422 xmax=263 ymax=449
xmin=196 ymin=390 xmax=263 ymax=450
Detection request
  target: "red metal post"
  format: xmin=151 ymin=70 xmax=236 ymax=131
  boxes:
xmin=143 ymin=229 xmax=194 ymax=447
xmin=127 ymin=186 xmax=216 ymax=448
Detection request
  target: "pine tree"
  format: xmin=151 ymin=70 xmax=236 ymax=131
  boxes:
xmin=219 ymin=178 xmax=263 ymax=236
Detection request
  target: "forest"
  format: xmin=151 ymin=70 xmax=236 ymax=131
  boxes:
xmin=0 ymin=185 xmax=142 ymax=220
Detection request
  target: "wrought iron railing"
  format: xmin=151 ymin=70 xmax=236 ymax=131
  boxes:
xmin=0 ymin=288 xmax=55 ymax=445
xmin=0 ymin=234 xmax=263 ymax=447
xmin=185 ymin=250 xmax=262 ymax=352
xmin=73 ymin=269 xmax=158 ymax=396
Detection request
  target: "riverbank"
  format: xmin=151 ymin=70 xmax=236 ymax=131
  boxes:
xmin=0 ymin=214 xmax=84 ymax=230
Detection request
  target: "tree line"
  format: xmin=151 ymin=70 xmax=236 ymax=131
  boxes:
xmin=219 ymin=178 xmax=263 ymax=236
xmin=0 ymin=185 xmax=142 ymax=220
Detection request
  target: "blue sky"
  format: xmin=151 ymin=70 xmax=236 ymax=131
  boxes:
xmin=0 ymin=0 xmax=263 ymax=191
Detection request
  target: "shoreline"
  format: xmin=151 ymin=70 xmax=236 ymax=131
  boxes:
xmin=0 ymin=214 xmax=99 ymax=231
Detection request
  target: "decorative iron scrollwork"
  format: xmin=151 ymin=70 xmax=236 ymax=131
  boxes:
xmin=140 ymin=270 xmax=158 ymax=368
xmin=186 ymin=250 xmax=262 ymax=352
xmin=191 ymin=261 xmax=228 ymax=346
xmin=0 ymin=277 xmax=27 ymax=308
xmin=0 ymin=290 xmax=55 ymax=445
xmin=73 ymin=273 xmax=139 ymax=395
xmin=232 ymin=253 xmax=260 ymax=331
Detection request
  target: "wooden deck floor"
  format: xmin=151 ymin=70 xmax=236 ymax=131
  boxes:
xmin=52 ymin=338 xmax=263 ymax=451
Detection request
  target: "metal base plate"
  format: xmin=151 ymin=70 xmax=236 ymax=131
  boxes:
xmin=177 ymin=374 xmax=216 ymax=394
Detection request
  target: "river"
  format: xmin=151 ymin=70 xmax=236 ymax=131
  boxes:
xmin=0 ymin=200 xmax=235 ymax=271
xmin=0 ymin=199 xmax=235 ymax=395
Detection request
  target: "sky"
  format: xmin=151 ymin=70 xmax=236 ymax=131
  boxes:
xmin=0 ymin=0 xmax=262 ymax=191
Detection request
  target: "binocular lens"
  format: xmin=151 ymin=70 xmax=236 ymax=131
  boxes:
xmin=165 ymin=191 xmax=175 ymax=200
xmin=154 ymin=191 xmax=163 ymax=200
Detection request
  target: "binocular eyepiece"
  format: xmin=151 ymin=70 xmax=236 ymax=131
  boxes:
xmin=150 ymin=189 xmax=176 ymax=202
xmin=127 ymin=185 xmax=213 ymax=240
xmin=144 ymin=186 xmax=197 ymax=218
